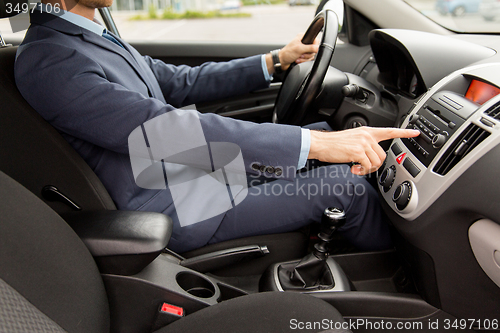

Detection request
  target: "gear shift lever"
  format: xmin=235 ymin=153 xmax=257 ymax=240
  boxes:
xmin=278 ymin=207 xmax=346 ymax=289
xmin=313 ymin=207 xmax=346 ymax=259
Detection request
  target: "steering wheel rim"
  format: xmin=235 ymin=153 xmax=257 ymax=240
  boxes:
xmin=272 ymin=10 xmax=339 ymax=125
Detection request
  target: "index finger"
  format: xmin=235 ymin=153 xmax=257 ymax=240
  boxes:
xmin=301 ymin=43 xmax=319 ymax=54
xmin=368 ymin=128 xmax=420 ymax=143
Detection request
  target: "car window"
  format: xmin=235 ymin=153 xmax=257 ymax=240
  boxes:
xmin=113 ymin=1 xmax=317 ymax=43
xmin=0 ymin=1 xmax=317 ymax=43
xmin=404 ymin=0 xmax=500 ymax=33
xmin=0 ymin=14 xmax=27 ymax=41
xmin=0 ymin=7 xmax=106 ymax=41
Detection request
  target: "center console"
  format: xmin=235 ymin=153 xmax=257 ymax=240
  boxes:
xmin=63 ymin=201 xmax=465 ymax=332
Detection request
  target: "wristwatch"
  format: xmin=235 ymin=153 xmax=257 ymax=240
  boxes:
xmin=271 ymin=49 xmax=283 ymax=74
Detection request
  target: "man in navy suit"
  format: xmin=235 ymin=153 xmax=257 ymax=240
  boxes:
xmin=15 ymin=0 xmax=419 ymax=253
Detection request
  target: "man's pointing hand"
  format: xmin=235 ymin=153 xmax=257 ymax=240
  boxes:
xmin=308 ymin=126 xmax=420 ymax=175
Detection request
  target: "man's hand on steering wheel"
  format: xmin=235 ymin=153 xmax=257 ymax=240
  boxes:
xmin=267 ymin=12 xmax=420 ymax=177
xmin=265 ymin=34 xmax=319 ymax=75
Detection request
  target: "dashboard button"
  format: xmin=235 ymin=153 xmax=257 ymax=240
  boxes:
xmin=391 ymin=143 xmax=403 ymax=156
xmin=396 ymin=153 xmax=406 ymax=164
xmin=420 ymin=133 xmax=432 ymax=144
xmin=403 ymin=158 xmax=421 ymax=177
xmin=429 ymin=123 xmax=440 ymax=132
xmin=409 ymin=114 xmax=420 ymax=125
xmin=480 ymin=117 xmax=494 ymax=127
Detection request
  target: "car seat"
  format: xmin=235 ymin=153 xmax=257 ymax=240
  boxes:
xmin=0 ymin=169 xmax=349 ymax=333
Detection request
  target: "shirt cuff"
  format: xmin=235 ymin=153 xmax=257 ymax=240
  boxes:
xmin=261 ymin=54 xmax=272 ymax=82
xmin=297 ymin=128 xmax=311 ymax=169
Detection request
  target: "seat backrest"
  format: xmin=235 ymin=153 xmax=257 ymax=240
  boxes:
xmin=0 ymin=45 xmax=116 ymax=213
xmin=0 ymin=170 xmax=110 ymax=333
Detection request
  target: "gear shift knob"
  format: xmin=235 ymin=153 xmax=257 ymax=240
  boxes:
xmin=320 ymin=207 xmax=346 ymax=238
xmin=322 ymin=207 xmax=346 ymax=223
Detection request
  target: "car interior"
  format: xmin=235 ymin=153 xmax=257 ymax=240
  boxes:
xmin=1 ymin=0 xmax=500 ymax=332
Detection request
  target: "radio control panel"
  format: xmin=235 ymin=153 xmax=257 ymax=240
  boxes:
xmin=402 ymin=91 xmax=477 ymax=167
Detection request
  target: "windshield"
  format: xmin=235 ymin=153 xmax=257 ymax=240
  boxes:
xmin=405 ymin=0 xmax=500 ymax=33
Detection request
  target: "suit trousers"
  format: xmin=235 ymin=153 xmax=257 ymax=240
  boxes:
xmin=209 ymin=123 xmax=392 ymax=251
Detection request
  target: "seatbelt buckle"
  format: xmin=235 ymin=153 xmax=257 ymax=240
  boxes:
xmin=151 ymin=302 xmax=184 ymax=332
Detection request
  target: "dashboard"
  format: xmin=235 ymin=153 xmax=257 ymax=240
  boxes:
xmin=340 ymin=28 xmax=500 ymax=321
xmin=364 ymin=29 xmax=500 ymax=222
xmin=379 ymin=65 xmax=500 ymax=220
xmin=353 ymin=29 xmax=500 ymax=222
xmin=379 ymin=63 xmax=500 ymax=220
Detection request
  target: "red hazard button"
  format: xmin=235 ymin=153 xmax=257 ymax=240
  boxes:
xmin=396 ymin=153 xmax=406 ymax=164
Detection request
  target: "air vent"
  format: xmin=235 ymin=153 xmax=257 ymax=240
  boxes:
xmin=484 ymin=101 xmax=500 ymax=120
xmin=433 ymin=124 xmax=490 ymax=175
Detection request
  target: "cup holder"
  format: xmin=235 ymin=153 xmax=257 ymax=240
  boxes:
xmin=176 ymin=272 xmax=216 ymax=298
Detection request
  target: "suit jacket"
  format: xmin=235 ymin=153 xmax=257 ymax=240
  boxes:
xmin=15 ymin=11 xmax=302 ymax=253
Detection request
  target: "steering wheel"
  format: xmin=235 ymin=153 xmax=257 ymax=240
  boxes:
xmin=272 ymin=9 xmax=339 ymax=125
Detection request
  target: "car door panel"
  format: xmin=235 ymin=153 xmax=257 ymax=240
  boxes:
xmin=130 ymin=40 xmax=370 ymax=123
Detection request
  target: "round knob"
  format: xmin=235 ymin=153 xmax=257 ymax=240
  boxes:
xmin=392 ymin=182 xmax=412 ymax=210
xmin=409 ymin=114 xmax=420 ymax=125
xmin=341 ymin=84 xmax=360 ymax=98
xmin=432 ymin=134 xmax=446 ymax=149
xmin=379 ymin=166 xmax=396 ymax=192
xmin=345 ymin=116 xmax=368 ymax=129
xmin=322 ymin=207 xmax=346 ymax=226
xmin=320 ymin=207 xmax=346 ymax=239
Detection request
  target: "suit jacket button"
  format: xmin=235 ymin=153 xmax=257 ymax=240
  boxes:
xmin=251 ymin=163 xmax=260 ymax=171
xmin=259 ymin=165 xmax=267 ymax=173
xmin=266 ymin=166 xmax=275 ymax=174
xmin=275 ymin=168 xmax=283 ymax=176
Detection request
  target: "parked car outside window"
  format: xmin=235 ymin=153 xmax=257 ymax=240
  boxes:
xmin=435 ymin=0 xmax=481 ymax=16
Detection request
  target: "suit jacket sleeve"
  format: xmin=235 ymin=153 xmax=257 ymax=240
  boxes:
xmin=15 ymin=42 xmax=302 ymax=180
xmin=142 ymin=55 xmax=269 ymax=108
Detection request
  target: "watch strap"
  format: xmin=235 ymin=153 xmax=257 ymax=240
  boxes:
xmin=271 ymin=49 xmax=282 ymax=74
